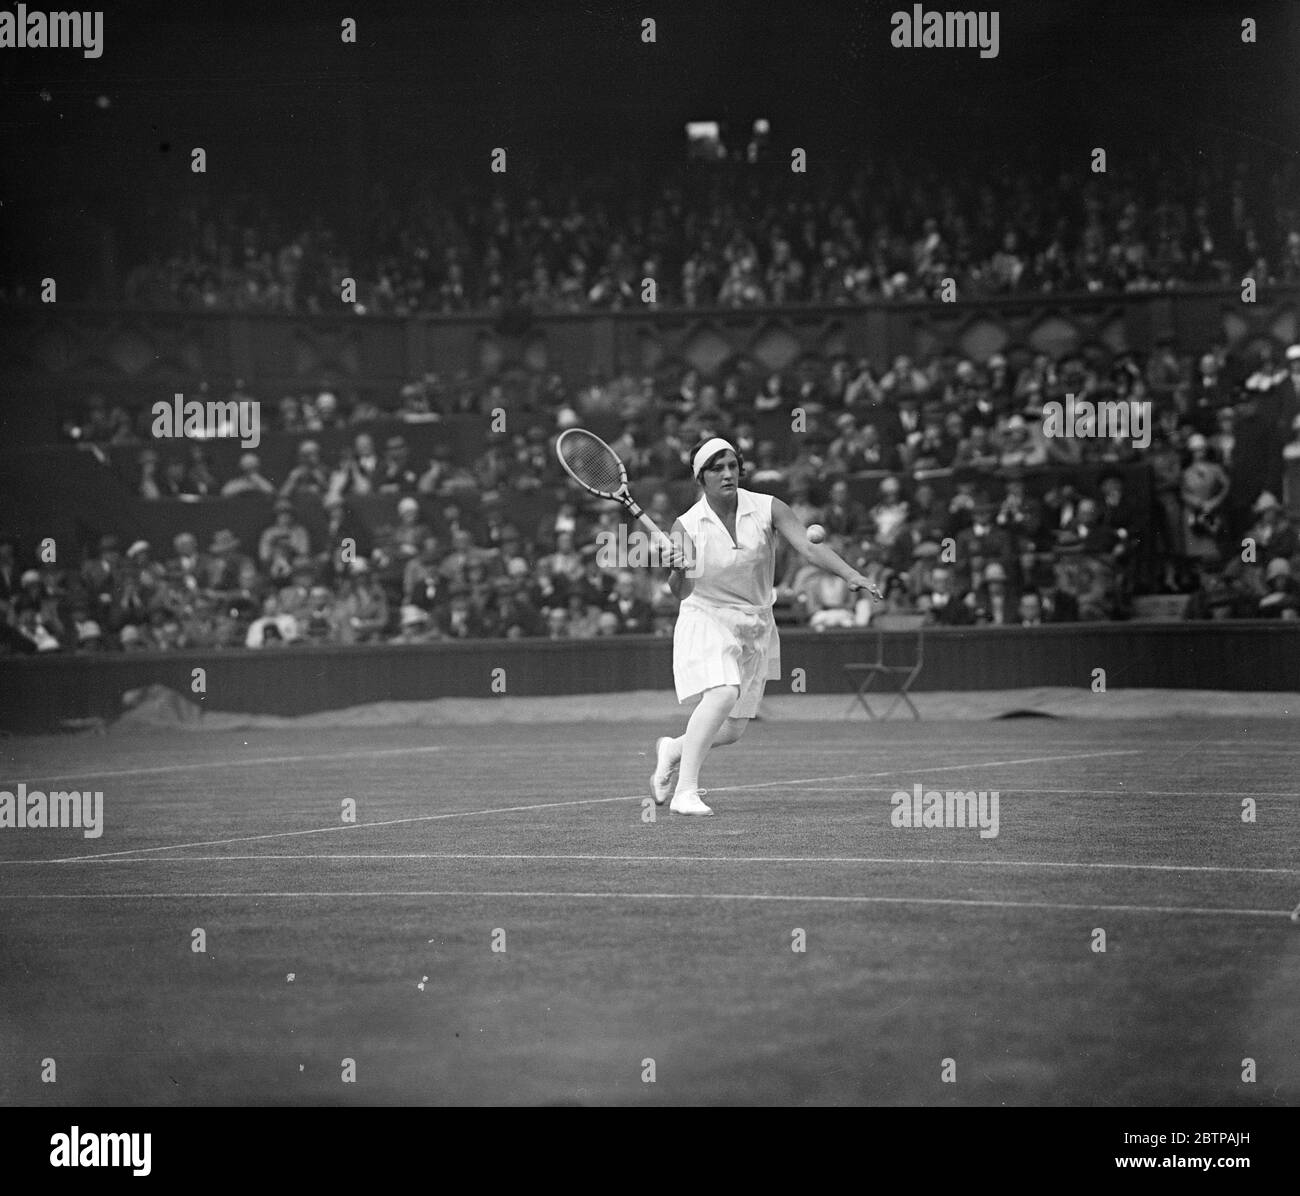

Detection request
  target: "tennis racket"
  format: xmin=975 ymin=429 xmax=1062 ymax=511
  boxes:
xmin=555 ymin=428 xmax=679 ymax=558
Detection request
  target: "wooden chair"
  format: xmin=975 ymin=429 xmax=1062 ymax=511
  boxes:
xmin=843 ymin=614 xmax=926 ymax=721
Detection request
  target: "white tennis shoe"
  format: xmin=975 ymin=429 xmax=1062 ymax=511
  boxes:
xmin=669 ymin=789 xmax=713 ymax=816
xmin=651 ymin=736 xmax=679 ymax=806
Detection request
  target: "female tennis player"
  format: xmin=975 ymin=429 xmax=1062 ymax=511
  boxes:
xmin=651 ymin=437 xmax=882 ymax=815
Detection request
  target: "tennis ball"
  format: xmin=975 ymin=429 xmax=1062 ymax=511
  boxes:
xmin=806 ymin=523 xmax=826 ymax=544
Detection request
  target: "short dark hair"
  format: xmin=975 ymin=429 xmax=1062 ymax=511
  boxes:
xmin=689 ymin=437 xmax=745 ymax=481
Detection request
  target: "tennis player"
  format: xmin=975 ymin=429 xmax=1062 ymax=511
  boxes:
xmin=651 ymin=437 xmax=881 ymax=815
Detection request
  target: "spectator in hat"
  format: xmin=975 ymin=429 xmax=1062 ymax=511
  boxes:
xmin=593 ymin=609 xmax=623 ymax=636
xmin=259 ymin=499 xmax=312 ymax=567
xmin=1245 ymin=492 xmax=1298 ymax=564
xmin=336 ymin=562 xmax=390 ymax=644
xmin=1210 ymin=405 xmax=1237 ymax=471
xmin=221 ymin=452 xmax=276 ymax=497
xmin=276 ymin=559 xmax=320 ymax=622
xmin=957 ymin=499 xmax=1015 ymax=575
xmin=1017 ymin=592 xmax=1046 ymax=627
xmin=997 ymin=413 xmax=1047 ymax=469
xmin=868 ymin=476 xmax=910 ymax=548
xmin=326 ymin=432 xmax=379 ymax=501
xmin=14 ymin=606 xmax=61 ymax=652
xmin=118 ymin=623 xmax=151 ymax=652
xmin=300 ymin=585 xmax=341 ymax=643
xmin=604 ymin=571 xmax=655 ymax=635
xmin=483 ymin=577 xmax=544 ymax=639
xmin=316 ymin=492 xmax=372 ymax=581
xmin=402 ymin=535 xmax=444 ymax=612
xmin=225 ymin=558 xmax=268 ymax=623
xmin=166 ymin=532 xmax=204 ymax=592
xmin=967 ymin=561 xmax=1019 ymax=626
xmin=80 ymin=535 xmax=122 ymax=617
xmin=246 ymin=595 xmax=301 ymax=649
xmin=952 ymin=422 xmax=1000 ymax=472
xmin=203 ymin=530 xmax=252 ymax=599
xmin=823 ymin=479 xmax=869 ymax=539
xmin=903 ymin=540 xmax=942 ymax=597
xmin=1057 ymin=498 xmax=1123 ymax=565
xmin=1244 ymin=342 xmax=1287 ymax=396
xmin=279 ymin=440 xmax=329 ymax=499
xmin=377 ymin=436 xmax=419 ymax=495
xmin=1257 ymin=557 xmax=1300 ymax=618
xmin=1181 ymin=433 xmax=1230 ymax=562
xmin=544 ymin=605 xmax=572 ymax=640
xmin=856 ymin=423 xmax=895 ymax=471
xmin=390 ymin=603 xmax=437 ymax=644
xmin=381 ymin=497 xmax=431 ymax=565
xmin=826 ymin=415 xmax=865 ymax=475
xmin=996 ymin=475 xmax=1043 ymax=545
xmin=74 ymin=616 xmax=104 ymax=653
xmin=918 ymin=565 xmax=971 ymax=626
xmin=432 ymin=586 xmax=485 ymax=640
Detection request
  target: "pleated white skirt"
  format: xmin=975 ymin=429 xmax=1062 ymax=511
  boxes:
xmin=673 ymin=597 xmax=781 ymax=718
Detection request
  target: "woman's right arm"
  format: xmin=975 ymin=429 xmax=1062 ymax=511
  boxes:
xmin=667 ymin=518 xmax=696 ymax=601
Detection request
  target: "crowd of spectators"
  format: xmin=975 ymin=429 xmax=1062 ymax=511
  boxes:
xmin=6 ymin=335 xmax=1300 ymax=654
xmin=4 ymin=148 xmax=1297 ymax=313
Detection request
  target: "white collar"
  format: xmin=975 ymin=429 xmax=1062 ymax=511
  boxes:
xmin=694 ymin=488 xmax=760 ymax=531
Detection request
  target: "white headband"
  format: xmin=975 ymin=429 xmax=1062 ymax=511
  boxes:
xmin=692 ymin=437 xmax=737 ymax=479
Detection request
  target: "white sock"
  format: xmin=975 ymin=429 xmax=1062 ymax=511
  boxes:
xmin=663 ymin=717 xmax=746 ymax=771
xmin=675 ymin=686 xmax=738 ymax=796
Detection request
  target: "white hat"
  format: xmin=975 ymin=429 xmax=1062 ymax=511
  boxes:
xmin=397 ymin=497 xmax=420 ymax=516
xmin=126 ymin=540 xmax=151 ymax=558
xmin=1285 ymin=344 xmax=1300 ymax=362
xmin=1253 ymin=491 xmax=1281 ymax=513
xmin=399 ymin=604 xmax=429 ymax=627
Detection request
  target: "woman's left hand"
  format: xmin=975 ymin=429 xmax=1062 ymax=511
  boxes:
xmin=846 ymin=572 xmax=883 ymax=601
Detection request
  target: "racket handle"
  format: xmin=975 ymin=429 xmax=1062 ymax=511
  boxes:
xmin=625 ymin=498 xmax=677 ymax=553
xmin=635 ymin=511 xmax=676 ymax=552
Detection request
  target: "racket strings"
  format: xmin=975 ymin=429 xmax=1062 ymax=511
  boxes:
xmin=559 ymin=431 xmax=624 ymax=495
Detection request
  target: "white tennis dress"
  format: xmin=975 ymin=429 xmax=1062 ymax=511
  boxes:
xmin=673 ymin=488 xmax=782 ymax=718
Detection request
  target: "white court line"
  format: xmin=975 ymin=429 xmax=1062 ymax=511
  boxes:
xmin=45 ymin=853 xmax=1300 ymax=876
xmin=729 ymin=749 xmax=1144 ymax=793
xmin=0 ymin=889 xmax=1289 ymax=918
xmin=8 ymin=744 xmax=447 ymax=785
xmin=33 ymin=794 xmax=640 ymax=865
xmin=28 ymin=747 xmax=1146 ymax=866
xmin=782 ymin=786 xmax=1300 ymax=797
